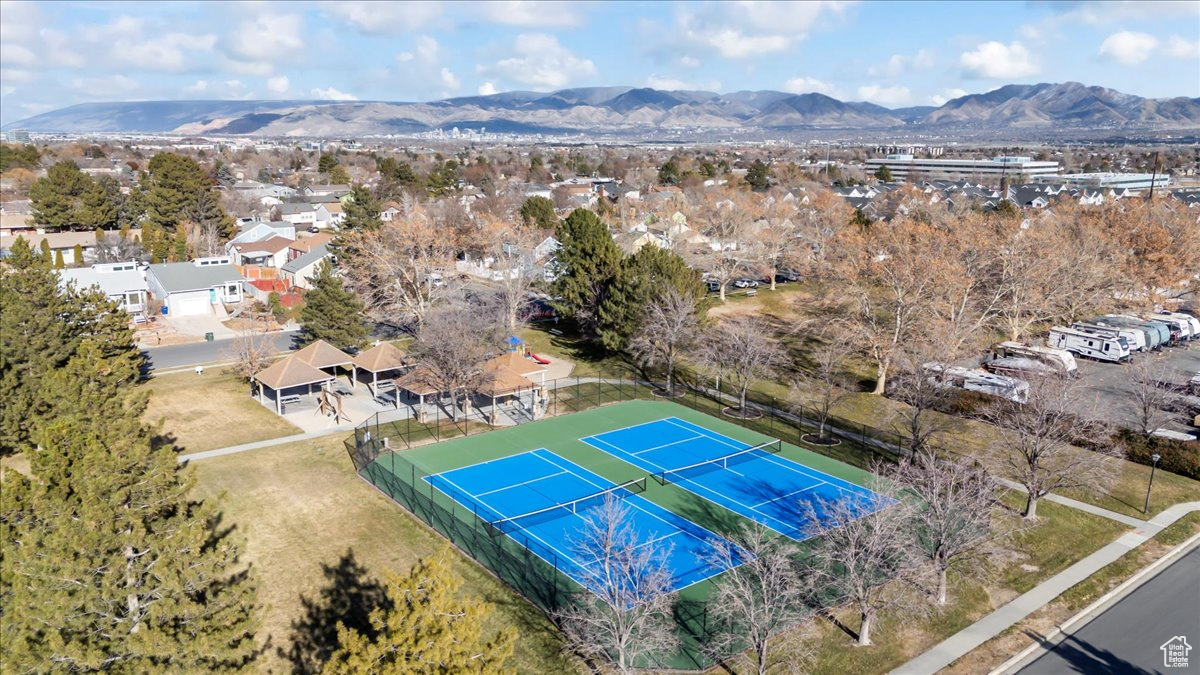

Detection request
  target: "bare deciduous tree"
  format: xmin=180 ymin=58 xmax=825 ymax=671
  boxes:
xmin=94 ymin=231 xmax=147 ymax=263
xmin=1124 ymin=356 xmax=1181 ymax=435
xmin=885 ymin=348 xmax=959 ymax=455
xmin=685 ymin=191 xmax=759 ymax=301
xmin=410 ymin=306 xmax=503 ymax=421
xmin=981 ymin=379 xmax=1122 ymax=519
xmin=705 ymin=525 xmax=812 ymax=674
xmin=555 ymin=495 xmax=679 ymax=674
xmin=790 ymin=338 xmax=854 ymax=442
xmin=699 ymin=316 xmax=785 ymax=418
xmin=802 ymin=493 xmax=921 ymax=647
xmin=226 ymin=322 xmax=276 ymax=390
xmin=883 ymin=452 xmax=1006 ymax=605
xmin=628 ymin=289 xmax=700 ymax=397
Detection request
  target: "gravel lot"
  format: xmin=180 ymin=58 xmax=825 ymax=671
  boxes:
xmin=1071 ymin=342 xmax=1200 ymax=433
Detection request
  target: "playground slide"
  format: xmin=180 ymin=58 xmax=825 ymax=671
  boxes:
xmin=529 ymin=352 xmax=552 ymax=365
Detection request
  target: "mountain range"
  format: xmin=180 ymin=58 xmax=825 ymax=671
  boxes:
xmin=6 ymin=82 xmax=1199 ymax=136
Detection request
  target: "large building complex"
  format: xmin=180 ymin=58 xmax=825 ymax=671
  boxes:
xmin=864 ymin=154 xmax=1061 ymax=182
xmin=1032 ymin=172 xmax=1171 ymax=191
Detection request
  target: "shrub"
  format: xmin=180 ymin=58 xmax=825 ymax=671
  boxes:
xmin=1117 ymin=429 xmax=1200 ymax=481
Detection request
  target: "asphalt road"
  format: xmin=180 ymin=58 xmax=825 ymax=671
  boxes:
xmin=141 ymin=329 xmax=300 ymax=371
xmin=1018 ymin=544 xmax=1200 ymax=675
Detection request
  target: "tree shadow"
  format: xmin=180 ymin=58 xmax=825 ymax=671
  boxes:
xmin=1022 ymin=629 xmax=1153 ymax=675
xmin=280 ymin=548 xmax=390 ymax=674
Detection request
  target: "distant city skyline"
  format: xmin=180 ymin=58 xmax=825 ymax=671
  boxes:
xmin=2 ymin=0 xmax=1198 ymax=125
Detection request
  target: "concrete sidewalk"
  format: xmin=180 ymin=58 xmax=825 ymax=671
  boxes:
xmin=177 ymin=424 xmax=354 ymax=463
xmin=891 ymin=501 xmax=1200 ymax=675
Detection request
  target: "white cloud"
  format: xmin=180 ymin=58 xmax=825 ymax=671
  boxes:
xmin=478 ymin=81 xmax=498 ymax=96
xmin=1021 ymin=1 xmax=1198 ymax=43
xmin=0 ymin=68 xmax=34 ymax=84
xmin=783 ymin=76 xmax=838 ymax=96
xmin=678 ymin=55 xmax=701 ymax=68
xmin=868 ymin=49 xmax=935 ymax=77
xmin=1164 ymin=35 xmax=1200 ymax=60
xmin=1 ymin=86 xmax=14 ymax=96
xmin=479 ymin=33 xmax=596 ymax=89
xmin=644 ymin=75 xmax=721 ymax=91
xmin=183 ymin=79 xmax=252 ymax=99
xmin=675 ymin=1 xmax=851 ymax=59
xmin=930 ymin=88 xmax=968 ymax=106
xmin=71 ymin=74 xmax=140 ymax=98
xmin=857 ymin=84 xmax=911 ymax=106
xmin=438 ymin=67 xmax=460 ymax=93
xmin=322 ymin=1 xmax=442 ymax=34
xmin=1098 ymin=31 xmax=1159 ymax=65
xmin=1 ymin=44 xmax=35 ymax=67
xmin=267 ymin=75 xmax=290 ymax=94
xmin=478 ymin=1 xmax=584 ymax=27
xmin=225 ymin=13 xmax=303 ymax=69
xmin=111 ymin=31 xmax=217 ymax=72
xmin=311 ymin=87 xmax=358 ymax=101
xmin=960 ymin=41 xmax=1039 ymax=79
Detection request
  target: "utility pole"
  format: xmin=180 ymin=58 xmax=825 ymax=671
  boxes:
xmin=1148 ymin=151 xmax=1161 ymax=201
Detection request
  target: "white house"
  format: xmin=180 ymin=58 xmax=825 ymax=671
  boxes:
xmin=380 ymin=203 xmax=401 ymax=222
xmin=275 ymin=203 xmax=318 ymax=229
xmin=58 ymin=261 xmax=150 ymax=318
xmin=146 ymin=256 xmax=247 ymax=316
xmin=303 ymin=184 xmax=351 ymax=197
xmin=228 ymin=236 xmax=294 ymax=268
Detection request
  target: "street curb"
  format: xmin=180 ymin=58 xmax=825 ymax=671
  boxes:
xmin=988 ymin=531 xmax=1200 ymax=675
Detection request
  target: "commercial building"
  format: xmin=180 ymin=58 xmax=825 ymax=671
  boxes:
xmin=1032 ymin=172 xmax=1171 ymax=191
xmin=864 ymin=155 xmax=1061 ymax=182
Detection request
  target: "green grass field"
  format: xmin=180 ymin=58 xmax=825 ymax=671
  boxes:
xmin=360 ymin=399 xmax=879 ymax=670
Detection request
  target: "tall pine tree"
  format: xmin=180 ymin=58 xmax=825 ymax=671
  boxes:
xmin=340 ymin=185 xmax=381 ymax=232
xmin=299 ymin=262 xmax=369 ymax=351
xmin=142 ymin=153 xmax=228 ymax=239
xmin=597 ymin=245 xmax=702 ymax=351
xmin=551 ymin=208 xmax=622 ymax=337
xmin=29 ymin=161 xmax=117 ymax=231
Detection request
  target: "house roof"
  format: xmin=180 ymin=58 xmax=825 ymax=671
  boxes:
xmin=1 ymin=231 xmax=97 ymax=251
xmin=351 ymin=342 xmax=409 ymax=373
xmin=58 ymin=265 xmax=149 ymax=296
xmin=233 ymin=236 xmax=293 ymax=255
xmin=281 ymin=243 xmax=331 ymax=274
xmin=393 ymin=365 xmax=443 ymax=396
xmin=476 ymin=352 xmax=545 ymax=397
xmin=290 ymin=232 xmax=334 ymax=253
xmin=147 ymin=261 xmax=246 ymax=294
xmin=253 ymin=356 xmax=333 ymax=391
xmin=324 ymin=202 xmax=344 ymax=214
xmin=277 ymin=203 xmax=316 ymax=216
xmin=293 ymin=339 xmax=354 ymax=369
xmin=306 ymin=184 xmax=351 ymax=193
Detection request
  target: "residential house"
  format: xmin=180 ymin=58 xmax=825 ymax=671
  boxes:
xmin=323 ymin=201 xmax=345 ymax=227
xmin=146 ymin=256 xmax=247 ymax=316
xmin=229 ymin=236 xmax=294 ymax=268
xmin=0 ymin=200 xmax=34 ymax=236
xmin=280 ymin=243 xmax=333 ymax=290
xmin=0 ymin=230 xmax=97 ymax=261
xmin=274 ymin=203 xmax=319 ymax=230
xmin=229 ymin=220 xmax=296 ymax=247
xmin=380 ymin=202 xmax=402 ymax=222
xmin=303 ymin=184 xmax=351 ymax=198
xmin=58 ymin=261 xmax=150 ymax=318
xmin=614 ymin=230 xmax=665 ymax=255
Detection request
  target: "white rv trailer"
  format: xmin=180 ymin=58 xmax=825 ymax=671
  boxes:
xmin=983 ymin=356 xmax=1059 ymax=379
xmin=990 ymin=341 xmax=1078 ymax=377
xmin=1047 ymin=326 xmax=1131 ymax=363
xmin=1105 ymin=314 xmax=1170 ymax=347
xmin=1156 ymin=311 xmax=1200 ymax=339
xmin=1143 ymin=314 xmax=1192 ymax=341
xmin=1072 ymin=321 xmax=1147 ymax=352
xmin=923 ymin=363 xmax=1030 ymax=404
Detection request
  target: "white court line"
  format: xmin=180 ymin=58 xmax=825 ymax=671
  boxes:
xmin=751 ymin=481 xmax=826 ymax=509
xmin=631 ymin=434 xmax=708 ymax=456
xmin=476 ymin=470 xmax=568 ymax=497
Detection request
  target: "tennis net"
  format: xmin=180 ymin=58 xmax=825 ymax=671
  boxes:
xmin=485 ymin=476 xmax=648 ymax=537
xmin=652 ymin=439 xmax=783 ymax=486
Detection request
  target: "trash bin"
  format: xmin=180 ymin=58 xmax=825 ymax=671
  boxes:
xmin=161 ymin=306 xmax=169 ymax=315
xmin=204 ymin=332 xmax=214 ymax=342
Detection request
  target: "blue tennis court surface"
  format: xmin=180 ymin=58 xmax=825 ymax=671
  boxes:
xmin=424 ymin=448 xmax=732 ymax=595
xmin=582 ymin=417 xmax=886 ymax=539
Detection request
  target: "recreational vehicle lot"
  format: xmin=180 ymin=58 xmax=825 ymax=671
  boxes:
xmin=1064 ymin=347 xmax=1200 ymax=432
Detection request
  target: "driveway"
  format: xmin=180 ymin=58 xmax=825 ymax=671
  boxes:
xmin=164 ymin=314 xmax=238 ymax=340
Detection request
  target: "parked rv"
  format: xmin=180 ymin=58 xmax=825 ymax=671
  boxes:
xmin=1156 ymin=311 xmax=1200 ymax=339
xmin=923 ymin=362 xmax=1030 ymax=404
xmin=1073 ymin=321 xmax=1148 ymax=352
xmin=988 ymin=341 xmax=1079 ymax=377
xmin=1143 ymin=315 xmax=1190 ymax=342
xmin=1104 ymin=315 xmax=1170 ymax=348
xmin=983 ymin=357 xmax=1060 ymax=379
xmin=1048 ymin=326 xmax=1132 ymax=363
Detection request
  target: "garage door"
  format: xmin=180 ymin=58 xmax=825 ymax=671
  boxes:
xmin=174 ymin=295 xmax=210 ymax=316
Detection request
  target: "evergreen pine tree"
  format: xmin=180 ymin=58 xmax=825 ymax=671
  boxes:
xmin=519 ymin=196 xmax=557 ymax=228
xmin=597 ymin=246 xmax=703 ymax=351
xmin=341 ymin=185 xmax=381 ymax=232
xmin=39 ymin=238 xmax=52 ymax=261
xmin=551 ymin=208 xmax=622 ymax=336
xmin=142 ymin=153 xmax=216 ymax=234
xmin=322 ymin=547 xmax=515 ymax=674
xmin=73 ymin=243 xmax=84 ymax=265
xmin=0 ymin=238 xmax=78 ymax=452
xmin=188 ymin=186 xmax=235 ymax=240
xmin=299 ymin=262 xmax=369 ymax=351
xmin=53 ymin=249 xmax=64 ymax=268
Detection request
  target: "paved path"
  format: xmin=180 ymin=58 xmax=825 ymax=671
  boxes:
xmin=178 ymin=424 xmax=355 ymax=463
xmin=891 ymin=501 xmax=1200 ymax=675
xmin=1015 ymin=542 xmax=1200 ymax=675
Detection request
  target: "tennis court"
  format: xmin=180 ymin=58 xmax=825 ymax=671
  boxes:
xmin=424 ymin=448 xmax=732 ymax=595
xmin=582 ymin=417 xmax=885 ymax=539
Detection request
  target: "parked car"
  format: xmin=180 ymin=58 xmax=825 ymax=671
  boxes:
xmin=733 ymin=278 xmax=759 ymax=289
xmin=705 ymin=279 xmax=721 ymax=293
xmin=774 ymin=269 xmax=802 ymax=283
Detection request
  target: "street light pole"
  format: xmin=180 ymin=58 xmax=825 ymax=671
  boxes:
xmin=1143 ymin=453 xmax=1161 ymax=514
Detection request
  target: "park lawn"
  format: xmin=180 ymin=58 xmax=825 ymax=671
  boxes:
xmin=945 ymin=511 xmax=1200 ymax=674
xmin=519 ymin=324 xmax=633 ymax=379
xmin=189 ymin=435 xmax=574 ymax=675
xmin=761 ymin=495 xmax=1129 ymax=674
xmin=142 ymin=370 xmax=301 ymax=454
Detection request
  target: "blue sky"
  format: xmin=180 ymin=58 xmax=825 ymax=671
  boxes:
xmin=2 ymin=0 xmax=1198 ymax=125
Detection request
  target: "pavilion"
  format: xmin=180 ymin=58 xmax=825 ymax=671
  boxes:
xmin=252 ymin=357 xmax=334 ymax=415
xmin=350 ymin=342 xmax=411 ymax=399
